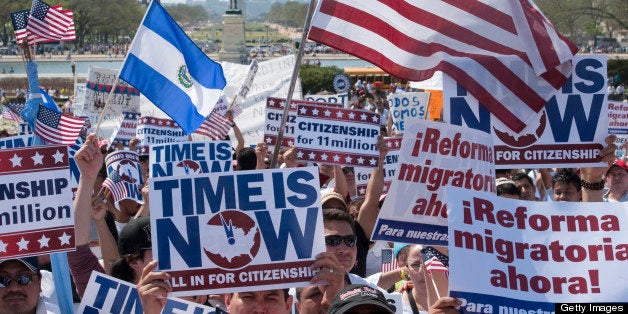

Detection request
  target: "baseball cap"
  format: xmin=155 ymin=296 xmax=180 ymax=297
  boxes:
xmin=328 ymin=284 xmax=395 ymax=314
xmin=0 ymin=256 xmax=39 ymax=272
xmin=607 ymin=159 xmax=628 ymax=175
xmin=321 ymin=191 xmax=347 ymax=210
xmin=117 ymin=216 xmax=152 ymax=256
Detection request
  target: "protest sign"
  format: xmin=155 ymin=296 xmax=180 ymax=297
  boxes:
xmin=305 ymin=93 xmax=350 ymax=107
xmin=371 ymin=119 xmax=494 ymax=246
xmin=104 ymin=150 xmax=144 ymax=208
xmin=444 ymin=55 xmax=609 ymax=168
xmin=0 ymin=134 xmax=35 ymax=150
xmin=136 ymin=116 xmax=188 ymax=155
xmin=264 ymin=97 xmax=342 ymax=150
xmin=608 ymin=100 xmax=628 ymax=157
xmin=149 ymin=141 xmax=233 ymax=178
xmin=110 ymin=111 xmax=142 ymax=146
xmin=149 ymin=166 xmax=325 ymax=296
xmin=78 ymin=271 xmax=226 ymax=314
xmin=222 ymin=55 xmax=302 ymax=146
xmin=386 ymin=92 xmax=430 ymax=132
xmin=354 ymin=137 xmax=402 ymax=197
xmin=18 ymin=123 xmax=34 ymax=135
xmin=447 ymin=187 xmax=628 ymax=312
xmin=294 ymin=104 xmax=381 ymax=167
xmin=75 ymin=66 xmax=140 ymax=140
xmin=0 ymin=145 xmax=75 ymax=258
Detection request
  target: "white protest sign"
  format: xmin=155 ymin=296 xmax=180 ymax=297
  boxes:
xmin=447 ymin=187 xmax=628 ymax=311
xmin=149 ymin=167 xmax=325 ymax=296
xmin=136 ymin=116 xmax=188 ymax=155
xmin=0 ymin=134 xmax=35 ymax=150
xmin=371 ymin=119 xmax=495 ymax=246
xmin=110 ymin=111 xmax=141 ymax=146
xmin=76 ymin=66 xmax=140 ymax=140
xmin=104 ymin=150 xmax=144 ymax=207
xmin=78 ymin=271 xmax=226 ymax=314
xmin=386 ymin=92 xmax=430 ymax=132
xmin=0 ymin=145 xmax=75 ymax=258
xmin=304 ymin=93 xmax=350 ymax=107
xmin=294 ymin=104 xmax=381 ymax=167
xmin=444 ymin=55 xmax=609 ymax=169
xmin=608 ymin=100 xmax=628 ymax=157
xmin=149 ymin=141 xmax=233 ymax=178
xmin=222 ymin=55 xmax=302 ymax=146
xmin=264 ymin=97 xmax=342 ymax=150
xmin=354 ymin=137 xmax=402 ymax=197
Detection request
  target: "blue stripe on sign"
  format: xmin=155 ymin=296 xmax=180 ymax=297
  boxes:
xmin=371 ymin=218 xmax=448 ymax=246
xmin=450 ymin=290 xmax=554 ymax=314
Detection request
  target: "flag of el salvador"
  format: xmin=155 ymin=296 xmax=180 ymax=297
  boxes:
xmin=119 ymin=1 xmax=226 ymax=134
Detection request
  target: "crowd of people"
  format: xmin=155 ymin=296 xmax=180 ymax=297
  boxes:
xmin=0 ymin=83 xmax=624 ymax=314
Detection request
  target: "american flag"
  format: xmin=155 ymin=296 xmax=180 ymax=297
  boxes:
xmin=3 ymin=103 xmax=26 ymax=123
xmin=421 ymin=246 xmax=449 ymax=276
xmin=102 ymin=178 xmax=127 ymax=204
xmin=10 ymin=10 xmax=29 ymax=43
xmin=27 ymin=0 xmax=73 ymax=41
xmin=381 ymin=248 xmax=398 ymax=273
xmin=195 ymin=110 xmax=232 ymax=140
xmin=308 ymin=0 xmax=578 ymax=133
xmin=35 ymin=104 xmax=87 ymax=145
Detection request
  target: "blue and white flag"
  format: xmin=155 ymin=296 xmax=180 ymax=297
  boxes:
xmin=119 ymin=1 xmax=226 ymax=135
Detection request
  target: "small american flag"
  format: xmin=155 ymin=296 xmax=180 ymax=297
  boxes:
xmin=35 ymin=104 xmax=86 ymax=145
xmin=10 ymin=10 xmax=29 ymax=43
xmin=27 ymin=0 xmax=73 ymax=41
xmin=421 ymin=246 xmax=449 ymax=276
xmin=195 ymin=110 xmax=232 ymax=141
xmin=381 ymin=248 xmax=398 ymax=273
xmin=102 ymin=178 xmax=127 ymax=204
xmin=3 ymin=103 xmax=25 ymax=123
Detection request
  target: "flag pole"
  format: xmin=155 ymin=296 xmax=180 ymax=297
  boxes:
xmin=93 ymin=77 xmax=122 ymax=137
xmin=270 ymin=0 xmax=317 ymax=168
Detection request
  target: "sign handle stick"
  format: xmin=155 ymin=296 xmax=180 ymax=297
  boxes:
xmin=94 ymin=77 xmax=122 ymax=137
xmin=270 ymin=0 xmax=317 ymax=168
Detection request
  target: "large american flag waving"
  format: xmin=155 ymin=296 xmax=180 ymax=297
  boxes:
xmin=308 ymin=0 xmax=578 ymax=133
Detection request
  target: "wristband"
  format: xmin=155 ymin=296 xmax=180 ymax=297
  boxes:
xmin=580 ymin=179 xmax=605 ymax=190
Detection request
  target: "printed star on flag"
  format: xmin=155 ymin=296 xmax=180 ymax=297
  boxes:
xmin=53 ymin=150 xmax=65 ymax=163
xmin=10 ymin=154 xmax=23 ymax=167
xmin=31 ymin=151 xmax=44 ymax=165
xmin=38 ymin=234 xmax=51 ymax=248
xmin=17 ymin=237 xmax=30 ymax=251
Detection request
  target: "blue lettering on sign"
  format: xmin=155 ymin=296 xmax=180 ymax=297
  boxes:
xmin=449 ymin=85 xmax=491 ymax=133
xmin=162 ymin=299 xmax=206 ymax=314
xmin=88 ymin=275 xmax=142 ymax=314
xmin=286 ymin=170 xmax=318 ymax=207
xmin=545 ymin=94 xmax=603 ymax=142
xmin=254 ymin=207 xmax=318 ymax=260
xmin=194 ymin=176 xmax=236 ymax=215
xmin=157 ymin=216 xmax=202 ymax=269
xmin=124 ymin=181 xmax=143 ymax=202
xmin=92 ymin=275 xmax=118 ymax=309
xmin=237 ymin=173 xmax=266 ymax=210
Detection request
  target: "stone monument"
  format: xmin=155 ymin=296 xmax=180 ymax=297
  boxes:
xmin=219 ymin=0 xmax=246 ymax=63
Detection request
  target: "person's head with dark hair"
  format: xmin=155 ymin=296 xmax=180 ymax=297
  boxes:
xmin=511 ymin=172 xmax=536 ymax=201
xmin=552 ymin=168 xmax=582 ymax=202
xmin=323 ymin=208 xmax=357 ymax=273
xmin=495 ymin=168 xmax=513 ymax=179
xmin=236 ymin=147 xmax=256 ymax=170
xmin=347 ymin=198 xmax=365 ymax=219
xmin=328 ymin=284 xmax=395 ymax=314
xmin=496 ymin=178 xmax=521 ymax=199
xmin=225 ymin=289 xmax=292 ymax=314
xmin=110 ymin=216 xmax=152 ymax=283
xmin=0 ymin=257 xmax=42 ymax=313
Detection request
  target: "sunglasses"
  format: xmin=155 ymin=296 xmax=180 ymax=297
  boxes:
xmin=0 ymin=273 xmax=36 ymax=288
xmin=325 ymin=234 xmax=357 ymax=247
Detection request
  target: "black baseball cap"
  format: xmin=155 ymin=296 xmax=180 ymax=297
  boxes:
xmin=328 ymin=284 xmax=395 ymax=314
xmin=117 ymin=216 xmax=152 ymax=256
xmin=0 ymin=256 xmax=39 ymax=272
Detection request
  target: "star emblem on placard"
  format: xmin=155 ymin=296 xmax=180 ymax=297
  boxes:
xmin=299 ymin=107 xmax=307 ymax=114
xmin=269 ymin=99 xmax=277 ymax=107
xmin=320 ymin=153 xmax=329 ymax=160
xmin=53 ymin=150 xmax=65 ymax=163
xmin=0 ymin=240 xmax=7 ymax=253
xmin=279 ymin=100 xmax=286 ymax=108
xmin=31 ymin=151 xmax=44 ymax=165
xmin=348 ymin=112 xmax=355 ymax=120
xmin=158 ymin=120 xmax=164 ymax=125
xmin=372 ymin=115 xmax=379 ymax=123
xmin=10 ymin=154 xmax=22 ymax=167
xmin=38 ymin=234 xmax=51 ymax=248
xmin=383 ymin=185 xmax=389 ymax=192
xmin=291 ymin=102 xmax=298 ymax=110
xmin=312 ymin=108 xmax=319 ymax=116
xmin=150 ymin=118 xmax=156 ymax=124
xmin=59 ymin=232 xmax=72 ymax=246
xmin=324 ymin=109 xmax=331 ymax=117
xmin=308 ymin=152 xmax=316 ymax=159
xmin=296 ymin=150 xmax=304 ymax=159
xmin=333 ymin=155 xmax=340 ymax=162
xmin=265 ymin=137 xmax=273 ymax=144
xmin=287 ymin=140 xmax=294 ymax=146
xmin=369 ymin=158 xmax=378 ymax=165
xmin=166 ymin=120 xmax=172 ymax=126
xmin=359 ymin=187 xmax=366 ymax=195
xmin=360 ymin=113 xmax=368 ymax=121
xmin=17 ymin=237 xmax=30 ymax=251
xmin=336 ymin=111 xmax=344 ymax=118
xmin=345 ymin=156 xmax=353 ymax=163
xmin=357 ymin=157 xmax=365 ymax=164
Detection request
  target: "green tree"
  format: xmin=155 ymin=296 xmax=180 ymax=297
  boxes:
xmin=300 ymin=65 xmax=343 ymax=95
xmin=165 ymin=4 xmax=209 ymax=26
xmin=266 ymin=1 xmax=308 ymax=28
